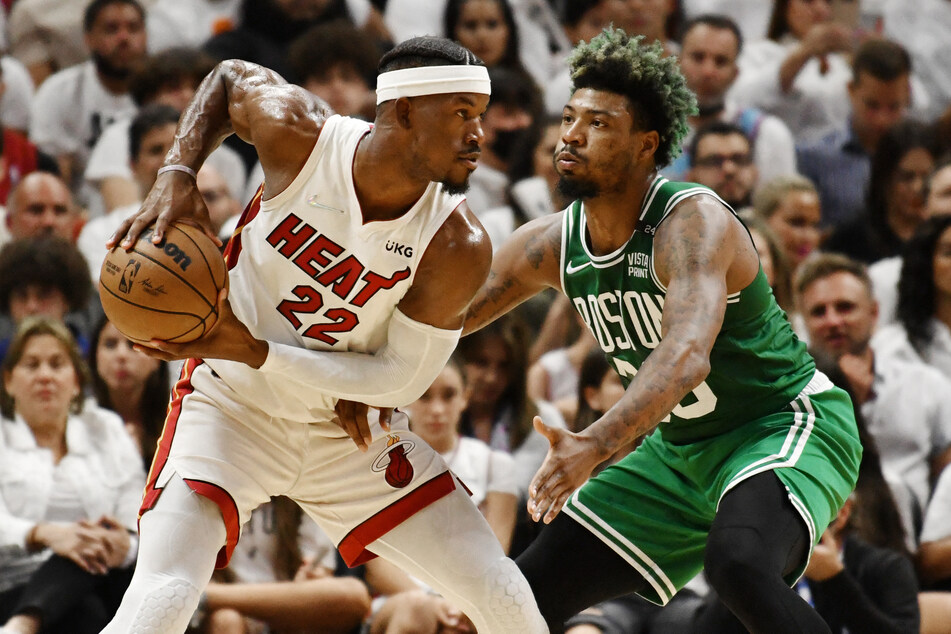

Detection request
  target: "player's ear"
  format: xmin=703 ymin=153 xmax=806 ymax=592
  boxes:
xmin=638 ymin=130 xmax=660 ymax=163
xmin=394 ymin=97 xmax=413 ymax=130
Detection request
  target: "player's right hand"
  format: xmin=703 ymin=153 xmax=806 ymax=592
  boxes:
xmin=109 ymin=167 xmax=221 ymax=251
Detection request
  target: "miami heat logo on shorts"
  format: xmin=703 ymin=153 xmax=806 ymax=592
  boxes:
xmin=371 ymin=435 xmax=416 ymax=488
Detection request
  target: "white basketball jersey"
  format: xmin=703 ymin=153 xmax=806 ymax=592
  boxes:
xmin=205 ymin=115 xmax=464 ymax=423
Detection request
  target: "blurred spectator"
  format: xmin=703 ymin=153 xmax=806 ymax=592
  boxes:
xmin=286 ymin=20 xmax=380 ymax=121
xmin=407 ymin=357 xmax=518 ymax=553
xmin=825 ymin=119 xmax=940 ymax=264
xmin=882 ymin=0 xmax=951 ymax=120
xmin=920 ymin=463 xmax=951 ymax=591
xmin=0 ymin=56 xmax=38 ymax=136
xmin=797 ymin=38 xmax=914 ymax=230
xmin=444 ymin=0 xmax=529 ymax=77
xmin=203 ymin=0 xmax=391 ymax=80
xmin=0 ymin=62 xmax=57 ymax=208
xmin=87 ymin=316 xmax=169 ymax=469
xmin=386 ymin=0 xmax=568 ymax=91
xmin=870 ymin=159 xmax=951 ymax=328
xmin=83 ymin=47 xmax=246 ymax=214
xmin=2 ymin=172 xmax=78 ymax=246
xmin=145 ymin=0 xmax=241 ymax=53
xmin=872 ymin=215 xmax=951 ymax=379
xmin=0 ymin=317 xmax=144 ymax=634
xmin=681 ymin=0 xmax=772 ymax=41
xmin=664 ymin=14 xmax=797 ymax=186
xmin=730 ymin=0 xmax=858 ymax=143
xmin=78 ymin=104 xmax=179 ymax=280
xmin=505 ymin=114 xmax=567 ymax=222
xmin=197 ymin=163 xmax=243 ymax=244
xmin=29 ymin=0 xmax=147 ymax=214
xmin=7 ymin=0 xmax=89 ymax=88
xmin=686 ymin=121 xmax=759 ymax=211
xmin=796 ymin=253 xmax=951 ymax=540
xmin=466 ymin=66 xmax=542 ymax=250
xmin=456 ymin=315 xmax=567 ymax=503
xmin=191 ymin=497 xmax=371 ymax=633
xmin=738 ymin=210 xmax=794 ymax=314
xmin=751 ymin=174 xmax=822 ymax=272
xmin=607 ymin=0 xmax=684 ymax=56
xmin=527 ymin=311 xmax=596 ymax=430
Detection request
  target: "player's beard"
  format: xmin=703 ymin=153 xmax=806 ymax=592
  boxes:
xmin=557 ymin=174 xmax=599 ymax=200
xmin=442 ymin=176 xmax=471 ymax=196
xmin=92 ymin=51 xmax=134 ymax=81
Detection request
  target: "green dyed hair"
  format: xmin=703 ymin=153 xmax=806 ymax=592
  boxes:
xmin=568 ymin=28 xmax=696 ymax=168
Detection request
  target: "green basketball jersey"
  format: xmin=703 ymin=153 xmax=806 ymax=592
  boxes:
xmin=560 ymin=175 xmax=815 ymax=442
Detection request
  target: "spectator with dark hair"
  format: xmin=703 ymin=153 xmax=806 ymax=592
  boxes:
xmin=83 ymin=47 xmax=246 ymax=214
xmin=608 ymin=0 xmax=684 ymax=56
xmin=796 ymin=252 xmax=951 ymax=544
xmin=0 ymin=236 xmax=94 ymax=361
xmin=87 ymin=316 xmax=170 ymax=470
xmin=825 ymin=119 xmax=941 ymax=264
xmin=797 ymin=37 xmax=915 ymax=230
xmin=0 ymin=318 xmax=144 ymax=634
xmin=286 ymin=20 xmax=381 ymax=121
xmin=2 ymin=173 xmax=78 ymax=247
xmin=664 ymin=14 xmax=797 ymax=186
xmin=78 ymin=104 xmax=180 ymax=281
xmin=686 ymin=121 xmax=759 ymax=210
xmin=738 ymin=209 xmax=795 ymax=314
xmin=466 ymin=66 xmax=543 ymax=250
xmin=29 ymin=0 xmax=147 ymax=213
xmin=871 ymin=215 xmax=951 ymax=379
xmin=444 ymin=0 xmax=526 ymax=76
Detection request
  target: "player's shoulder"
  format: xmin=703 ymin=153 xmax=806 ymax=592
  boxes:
xmin=430 ymin=199 xmax=493 ymax=265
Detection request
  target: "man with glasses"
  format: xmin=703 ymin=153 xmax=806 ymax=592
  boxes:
xmin=687 ymin=121 xmax=759 ymax=210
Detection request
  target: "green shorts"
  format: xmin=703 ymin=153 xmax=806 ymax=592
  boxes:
xmin=562 ymin=382 xmax=862 ymax=605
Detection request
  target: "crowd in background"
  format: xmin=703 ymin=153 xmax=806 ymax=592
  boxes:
xmin=1 ymin=0 xmax=951 ymax=632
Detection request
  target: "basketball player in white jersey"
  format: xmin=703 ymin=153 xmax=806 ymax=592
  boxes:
xmin=100 ymin=36 xmax=547 ymax=633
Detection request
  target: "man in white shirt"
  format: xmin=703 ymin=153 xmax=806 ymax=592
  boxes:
xmin=29 ymin=0 xmax=147 ymax=212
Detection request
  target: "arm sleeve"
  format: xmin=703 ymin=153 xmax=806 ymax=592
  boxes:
xmin=259 ymin=308 xmax=461 ymax=408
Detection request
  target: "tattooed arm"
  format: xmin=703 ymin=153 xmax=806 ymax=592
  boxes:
xmin=528 ymin=194 xmax=759 ymax=522
xmin=463 ymin=211 xmax=565 ymax=335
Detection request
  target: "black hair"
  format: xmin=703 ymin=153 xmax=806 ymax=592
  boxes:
xmin=680 ymin=13 xmax=743 ymax=53
xmin=129 ymin=47 xmax=217 ymax=106
xmin=378 ymin=35 xmax=485 ymax=73
xmin=867 ymin=119 xmax=940 ymax=232
xmin=129 ymin=104 xmax=181 ymax=161
xmin=567 ymin=27 xmax=696 ymax=167
xmin=87 ymin=315 xmax=171 ymax=469
xmin=688 ymin=120 xmax=751 ymax=167
xmin=561 ymin=0 xmax=604 ymax=28
xmin=574 ymin=349 xmax=613 ymax=433
xmin=851 ymin=37 xmax=912 ymax=83
xmin=897 ymin=215 xmax=951 ymax=354
xmin=0 ymin=237 xmax=91 ymax=314
xmin=287 ymin=20 xmax=382 ymax=88
xmin=443 ymin=0 xmax=522 ymax=72
xmin=83 ymin=0 xmax=145 ymax=33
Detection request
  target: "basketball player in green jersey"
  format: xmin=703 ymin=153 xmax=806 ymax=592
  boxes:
xmin=463 ymin=28 xmax=862 ymax=633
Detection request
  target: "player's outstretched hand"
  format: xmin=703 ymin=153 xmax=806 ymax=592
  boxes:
xmin=528 ymin=416 xmax=604 ymax=524
xmin=109 ymin=168 xmax=222 ymax=251
xmin=133 ymin=288 xmax=269 ymax=368
xmin=334 ymin=400 xmax=393 ymax=452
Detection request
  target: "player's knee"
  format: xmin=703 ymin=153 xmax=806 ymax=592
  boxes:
xmin=479 ymin=556 xmax=547 ymax=633
xmin=106 ymin=575 xmax=205 ymax=634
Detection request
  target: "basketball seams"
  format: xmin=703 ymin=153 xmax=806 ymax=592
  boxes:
xmin=99 ymin=282 xmax=207 ymax=342
xmin=129 ymin=245 xmax=216 ymax=314
xmin=172 ymin=225 xmax=227 ymax=292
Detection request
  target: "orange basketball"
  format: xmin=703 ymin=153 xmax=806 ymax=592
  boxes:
xmin=99 ymin=222 xmax=228 ymax=344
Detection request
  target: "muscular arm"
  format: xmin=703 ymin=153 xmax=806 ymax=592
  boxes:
xmin=463 ymin=212 xmax=564 ymax=334
xmin=583 ymin=195 xmax=754 ymax=454
xmin=114 ymin=59 xmax=332 ymax=246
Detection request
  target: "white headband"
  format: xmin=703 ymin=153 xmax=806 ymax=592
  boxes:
xmin=376 ymin=65 xmax=491 ymax=105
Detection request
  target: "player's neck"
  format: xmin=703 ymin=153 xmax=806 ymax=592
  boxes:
xmin=352 ymin=129 xmax=431 ymax=223
xmin=583 ymin=170 xmax=655 ymax=255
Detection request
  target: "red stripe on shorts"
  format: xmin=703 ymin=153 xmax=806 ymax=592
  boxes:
xmin=183 ymin=479 xmax=241 ymax=568
xmin=338 ymin=470 xmax=457 ymax=567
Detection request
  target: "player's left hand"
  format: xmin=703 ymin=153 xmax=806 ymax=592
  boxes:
xmin=334 ymin=400 xmax=393 ymax=452
xmin=134 ymin=288 xmax=269 ymax=368
xmin=528 ymin=416 xmax=606 ymax=524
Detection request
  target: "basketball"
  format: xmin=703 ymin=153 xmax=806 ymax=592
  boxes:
xmin=99 ymin=222 xmax=228 ymax=344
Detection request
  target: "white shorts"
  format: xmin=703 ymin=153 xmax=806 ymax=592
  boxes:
xmin=142 ymin=359 xmax=456 ymax=569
